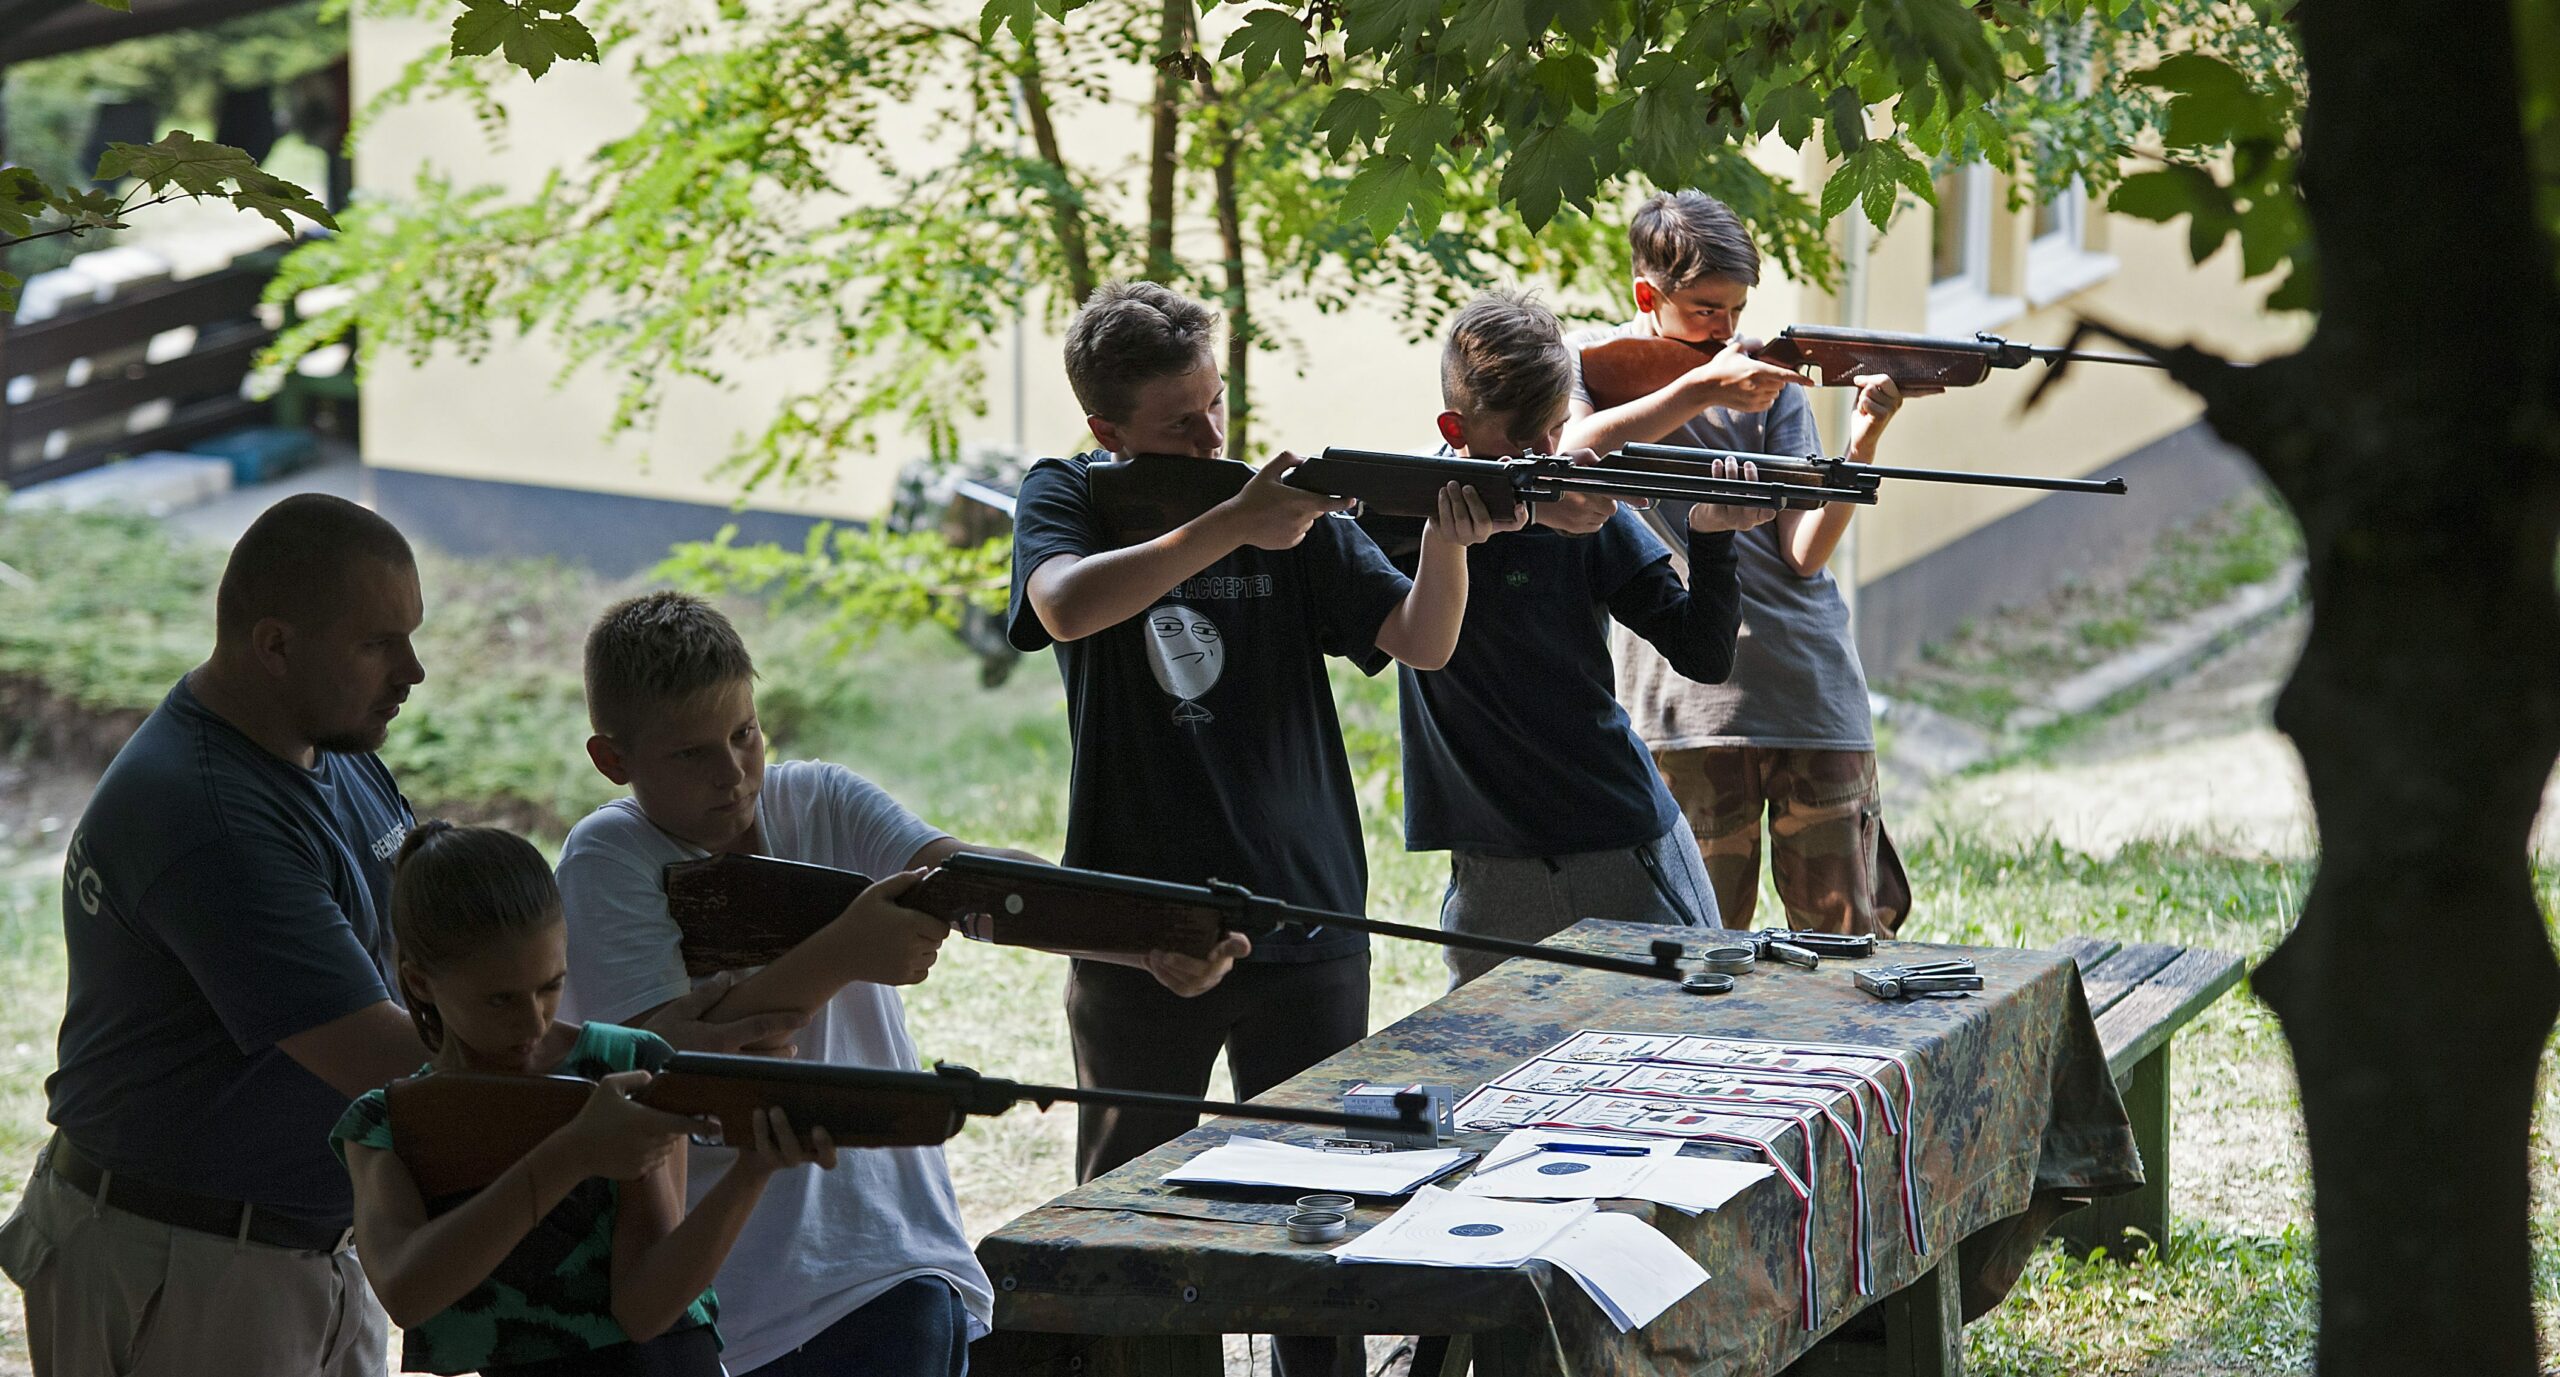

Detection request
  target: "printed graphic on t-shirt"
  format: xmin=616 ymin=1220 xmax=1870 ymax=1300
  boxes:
xmin=1144 ymin=602 xmax=1224 ymax=725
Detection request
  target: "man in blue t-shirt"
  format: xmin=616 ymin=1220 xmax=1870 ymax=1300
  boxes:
xmin=0 ymin=495 xmax=431 ymax=1376
xmin=1007 ymin=281 xmax=1511 ymax=1202
xmin=1375 ymin=291 xmax=1770 ymax=987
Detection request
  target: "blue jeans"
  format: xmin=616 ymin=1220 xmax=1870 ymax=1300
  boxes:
xmin=739 ymin=1277 xmax=968 ymax=1377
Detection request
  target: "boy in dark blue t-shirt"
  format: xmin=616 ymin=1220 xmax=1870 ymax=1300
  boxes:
xmin=1006 ymin=280 xmax=1511 ymax=1190
xmin=1379 ymin=290 xmax=1772 ymax=987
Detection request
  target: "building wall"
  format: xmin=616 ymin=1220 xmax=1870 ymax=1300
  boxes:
xmin=350 ymin=13 xmax=2301 ymax=668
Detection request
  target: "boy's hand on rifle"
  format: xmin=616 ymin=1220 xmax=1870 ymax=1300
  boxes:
xmin=562 ymin=1070 xmax=699 ymax=1181
xmin=1218 ymin=452 xmax=1351 ymax=551
xmin=1143 ymin=930 xmax=1253 ymax=998
xmin=1424 ymin=481 xmax=1525 ymax=549
xmin=645 ymin=970 xmax=809 ymax=1059
xmin=732 ymin=1105 xmax=840 ymax=1178
xmin=839 ymin=869 xmax=948 ymax=987
xmin=1683 ymin=340 xmax=1812 ymax=414
xmin=1532 ymin=448 xmax=1628 ymax=535
xmin=1846 ymin=373 xmax=1922 ymax=459
xmin=1687 ymin=457 xmax=1780 ymax=533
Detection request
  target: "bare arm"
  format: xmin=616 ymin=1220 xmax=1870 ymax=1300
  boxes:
xmin=1774 ymin=374 xmax=1905 ymax=577
xmin=1027 ymin=454 xmax=1349 ymax=644
xmin=278 ymin=1001 xmax=429 ymax=1099
xmin=696 ymin=870 xmax=943 ymax=1025
xmin=343 ymin=1072 xmax=695 ymax=1329
xmin=1560 ymin=351 xmax=1815 ymax=457
xmin=1372 ymin=483 xmax=1518 ymax=671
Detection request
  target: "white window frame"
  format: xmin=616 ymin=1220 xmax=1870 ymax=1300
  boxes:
xmin=2021 ymin=15 xmax=2119 ymax=306
xmin=1926 ymin=163 xmax=2022 ymax=337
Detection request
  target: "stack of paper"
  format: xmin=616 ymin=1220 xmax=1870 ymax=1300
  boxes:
xmin=1453 ymin=1130 xmax=1772 ymax=1213
xmin=1163 ymin=1135 xmax=1474 ymax=1195
xmin=1334 ymin=1186 xmax=1708 ymax=1332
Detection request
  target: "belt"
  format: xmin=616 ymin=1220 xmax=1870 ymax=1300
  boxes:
xmin=44 ymin=1134 xmax=355 ymax=1253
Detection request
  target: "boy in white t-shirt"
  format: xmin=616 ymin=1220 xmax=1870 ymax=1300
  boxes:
xmin=556 ymin=591 xmax=1245 ymax=1376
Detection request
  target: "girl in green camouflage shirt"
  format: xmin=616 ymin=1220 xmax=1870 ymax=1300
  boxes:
xmin=332 ymin=823 xmax=834 ymax=1376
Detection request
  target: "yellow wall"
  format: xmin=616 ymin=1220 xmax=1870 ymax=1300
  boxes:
xmin=351 ymin=13 xmax=2300 ymax=582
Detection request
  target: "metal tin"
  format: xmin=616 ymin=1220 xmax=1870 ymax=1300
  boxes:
xmin=1700 ymin=945 xmax=1756 ymax=975
xmin=1295 ymin=1194 xmax=1356 ymax=1214
xmin=1681 ymin=970 xmax=1736 ymax=995
xmin=1286 ymin=1210 xmax=1349 ymax=1243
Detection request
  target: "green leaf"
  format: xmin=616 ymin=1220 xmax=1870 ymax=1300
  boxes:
xmin=1342 ymin=154 xmax=1426 ymax=240
xmin=2108 ymin=166 xmax=2225 ymax=223
xmin=1826 ymin=84 xmax=1867 ymax=151
xmin=0 ymin=268 xmax=20 ymax=316
xmin=2130 ymin=51 xmax=2255 ymax=100
xmin=1317 ymin=88 xmax=1390 ymax=159
xmin=451 ymin=0 xmax=517 ymax=57
xmin=1757 ymin=84 xmax=1821 ymax=147
xmin=95 ymin=131 xmax=262 ymax=196
xmin=1529 ymin=52 xmax=1600 ymax=113
xmin=0 ymin=167 xmax=45 ymax=239
xmin=232 ymin=170 xmax=341 ymax=236
xmin=1342 ymin=0 xmax=1442 ymax=55
xmin=1860 ymin=152 xmax=1897 ymax=230
xmin=1220 ymin=8 xmax=1308 ymax=85
xmin=1382 ymin=103 xmax=1461 ymax=162
xmin=2235 ymin=191 xmax=2304 ymax=278
xmin=1497 ymin=121 xmax=1597 ymax=230
xmin=978 ymin=0 xmax=1038 ymax=44
xmin=81 ymin=0 xmax=131 ymax=10
xmin=1819 ymin=148 xmax=1866 ymax=220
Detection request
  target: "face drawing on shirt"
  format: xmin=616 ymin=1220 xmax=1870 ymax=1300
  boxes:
xmin=1143 ymin=602 xmax=1224 ymax=724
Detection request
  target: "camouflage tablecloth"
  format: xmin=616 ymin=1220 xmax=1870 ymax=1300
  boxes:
xmin=975 ymin=920 xmax=2139 ymax=1376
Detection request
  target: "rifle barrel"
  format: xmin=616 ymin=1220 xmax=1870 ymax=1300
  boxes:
xmin=2036 ymin=347 xmax=2168 ymax=369
xmin=934 ymin=853 xmax=1689 ymax=983
xmin=1616 ymin=442 xmax=2128 ymax=496
xmin=1025 ymin=1080 xmax=1424 ymax=1135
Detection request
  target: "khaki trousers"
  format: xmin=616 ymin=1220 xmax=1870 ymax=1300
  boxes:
xmin=1653 ymin=745 xmax=1912 ymax=937
xmin=0 ymin=1154 xmax=388 ymax=1377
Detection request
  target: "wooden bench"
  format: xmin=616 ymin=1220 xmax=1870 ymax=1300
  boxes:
xmin=2045 ymin=934 xmax=2249 ymax=1263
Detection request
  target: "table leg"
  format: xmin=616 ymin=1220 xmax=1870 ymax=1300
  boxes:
xmin=1881 ymin=1238 xmax=1962 ymax=1377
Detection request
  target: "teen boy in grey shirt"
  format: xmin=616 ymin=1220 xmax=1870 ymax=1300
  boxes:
xmin=1563 ymin=190 xmax=1918 ymax=936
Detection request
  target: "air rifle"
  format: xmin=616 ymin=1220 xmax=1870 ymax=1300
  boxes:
xmin=1577 ymin=325 xmax=2165 ymax=404
xmin=1611 ymin=441 xmax=2128 ymax=498
xmin=1088 ymin=448 xmax=1852 ymax=544
xmin=387 ymin=1052 xmax=1432 ymax=1198
xmin=663 ymin=850 xmax=1691 ymax=984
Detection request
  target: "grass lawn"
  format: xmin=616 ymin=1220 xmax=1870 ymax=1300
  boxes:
xmin=1 ymin=507 xmax=2556 ymax=1373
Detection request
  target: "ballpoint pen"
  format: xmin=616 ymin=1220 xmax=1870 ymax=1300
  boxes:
xmin=1481 ymin=1138 xmax=1657 ymax=1174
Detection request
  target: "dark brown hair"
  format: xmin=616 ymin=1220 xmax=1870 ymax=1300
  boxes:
xmin=389 ymin=821 xmax=561 ymax=1052
xmin=583 ymin=590 xmax=757 ymax=742
xmin=1629 ymin=190 xmax=1762 ymax=292
xmin=215 ymin=493 xmax=416 ymax=642
xmin=1440 ymin=289 xmax=1574 ymax=427
xmin=1063 ymin=281 xmax=1219 ymax=423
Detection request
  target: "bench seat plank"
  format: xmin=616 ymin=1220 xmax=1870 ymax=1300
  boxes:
xmin=2077 ymin=942 xmax=2184 ymax=1021
xmin=2092 ymin=947 xmax=2249 ymax=1081
xmin=2050 ymin=935 xmax=2120 ymax=978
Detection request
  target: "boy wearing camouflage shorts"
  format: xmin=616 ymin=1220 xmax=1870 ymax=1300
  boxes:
xmin=1561 ymin=190 xmax=1915 ymax=935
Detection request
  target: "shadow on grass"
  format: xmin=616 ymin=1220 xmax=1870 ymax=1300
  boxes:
xmin=1967 ymin=1224 xmax=2315 ymax=1376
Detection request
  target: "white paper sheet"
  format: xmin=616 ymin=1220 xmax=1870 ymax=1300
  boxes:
xmin=1333 ymin=1186 xmax=1710 ymax=1333
xmin=1454 ymin=1130 xmax=1772 ymax=1213
xmin=1162 ymin=1135 xmax=1474 ymax=1196
xmin=1541 ymin=1210 xmax=1711 ymax=1331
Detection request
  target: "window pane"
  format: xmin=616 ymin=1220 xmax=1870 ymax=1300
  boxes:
xmin=1932 ymin=169 xmax=1968 ymax=283
xmin=2034 ymin=193 xmax=2065 ymax=242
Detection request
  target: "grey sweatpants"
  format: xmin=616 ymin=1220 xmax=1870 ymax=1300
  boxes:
xmin=1437 ymin=824 xmax=1720 ymax=989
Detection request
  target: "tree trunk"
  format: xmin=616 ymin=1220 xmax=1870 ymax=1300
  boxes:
xmin=2200 ymin=2 xmax=2560 ymax=1371
xmin=1214 ymin=133 xmax=1248 ymax=456
xmin=1144 ymin=0 xmax=1188 ymax=282
xmin=1015 ymin=58 xmax=1097 ymax=305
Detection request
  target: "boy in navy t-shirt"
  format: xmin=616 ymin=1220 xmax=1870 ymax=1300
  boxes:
xmin=1375 ymin=290 xmax=1768 ymax=986
xmin=1007 ymin=280 xmax=1512 ymax=1189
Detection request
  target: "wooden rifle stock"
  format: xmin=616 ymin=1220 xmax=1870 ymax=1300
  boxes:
xmin=666 ymin=851 xmax=1693 ymax=983
xmin=386 ymin=1052 xmax=1428 ymax=1198
xmin=1576 ymin=325 xmax=2163 ymax=409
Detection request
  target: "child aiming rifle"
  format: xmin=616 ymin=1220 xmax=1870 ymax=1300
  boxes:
xmin=332 ymin=823 xmax=835 ymax=1377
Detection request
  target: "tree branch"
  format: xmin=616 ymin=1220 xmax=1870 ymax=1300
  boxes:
xmin=1144 ymin=0 xmax=1190 ymax=281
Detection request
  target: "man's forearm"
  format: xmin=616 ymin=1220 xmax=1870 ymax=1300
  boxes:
xmin=1560 ymin=387 xmax=1710 ymax=455
xmin=1028 ymin=512 xmax=1246 ymax=643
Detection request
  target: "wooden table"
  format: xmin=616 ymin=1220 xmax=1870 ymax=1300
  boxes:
xmin=971 ymin=921 xmax=2140 ymax=1377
